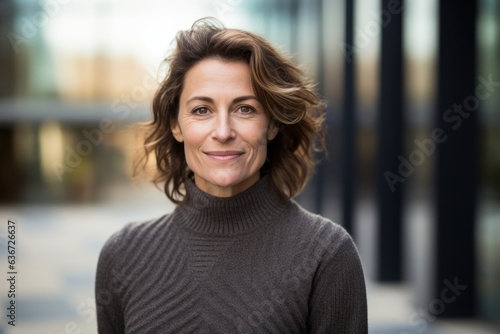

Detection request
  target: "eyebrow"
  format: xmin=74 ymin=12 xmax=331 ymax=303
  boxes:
xmin=185 ymin=95 xmax=259 ymax=105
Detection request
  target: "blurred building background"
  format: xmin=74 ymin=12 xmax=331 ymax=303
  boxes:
xmin=0 ymin=0 xmax=499 ymax=333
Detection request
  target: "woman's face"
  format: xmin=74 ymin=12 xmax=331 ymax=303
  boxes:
xmin=172 ymin=58 xmax=278 ymax=197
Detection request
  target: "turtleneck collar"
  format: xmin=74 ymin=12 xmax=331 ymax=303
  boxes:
xmin=174 ymin=175 xmax=289 ymax=235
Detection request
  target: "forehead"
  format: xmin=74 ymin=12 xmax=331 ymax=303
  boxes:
xmin=181 ymin=58 xmax=254 ymax=99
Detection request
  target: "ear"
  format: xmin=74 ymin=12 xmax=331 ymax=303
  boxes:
xmin=266 ymin=119 xmax=279 ymax=141
xmin=171 ymin=119 xmax=184 ymax=142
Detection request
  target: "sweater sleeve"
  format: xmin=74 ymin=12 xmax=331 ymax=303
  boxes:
xmin=307 ymin=229 xmax=368 ymax=333
xmin=95 ymin=229 xmax=126 ymax=334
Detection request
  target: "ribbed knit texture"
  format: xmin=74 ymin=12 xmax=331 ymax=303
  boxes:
xmin=95 ymin=176 xmax=367 ymax=333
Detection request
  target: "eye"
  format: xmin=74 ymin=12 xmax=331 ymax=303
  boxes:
xmin=236 ymin=105 xmax=256 ymax=114
xmin=193 ymin=107 xmax=210 ymax=115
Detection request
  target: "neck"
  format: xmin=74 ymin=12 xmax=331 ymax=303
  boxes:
xmin=175 ymin=175 xmax=289 ymax=235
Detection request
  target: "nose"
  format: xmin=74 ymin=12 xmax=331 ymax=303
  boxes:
xmin=212 ymin=112 xmax=235 ymax=142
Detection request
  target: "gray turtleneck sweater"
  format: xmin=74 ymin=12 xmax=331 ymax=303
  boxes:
xmin=95 ymin=176 xmax=367 ymax=333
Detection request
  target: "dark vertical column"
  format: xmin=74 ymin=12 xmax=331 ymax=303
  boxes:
xmin=0 ymin=1 xmax=23 ymax=204
xmin=376 ymin=0 xmax=404 ymax=281
xmin=0 ymin=127 xmax=23 ymax=203
xmin=435 ymin=0 xmax=477 ymax=317
xmin=0 ymin=0 xmax=16 ymax=98
xmin=342 ymin=0 xmax=355 ymax=235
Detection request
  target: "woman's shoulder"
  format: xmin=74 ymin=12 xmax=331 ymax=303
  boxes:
xmin=287 ymin=200 xmax=349 ymax=236
xmin=98 ymin=212 xmax=175 ymax=258
xmin=284 ymin=200 xmax=356 ymax=255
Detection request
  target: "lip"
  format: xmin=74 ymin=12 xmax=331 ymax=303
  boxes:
xmin=204 ymin=151 xmax=244 ymax=161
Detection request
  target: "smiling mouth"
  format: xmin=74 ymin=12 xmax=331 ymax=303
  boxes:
xmin=204 ymin=151 xmax=244 ymax=161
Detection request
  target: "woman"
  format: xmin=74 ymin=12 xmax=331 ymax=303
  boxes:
xmin=96 ymin=19 xmax=367 ymax=333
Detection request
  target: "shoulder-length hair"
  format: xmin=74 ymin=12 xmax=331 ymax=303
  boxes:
xmin=135 ymin=18 xmax=326 ymax=204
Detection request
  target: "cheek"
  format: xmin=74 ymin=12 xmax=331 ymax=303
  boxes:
xmin=253 ymin=123 xmax=272 ymax=146
xmin=243 ymin=119 xmax=269 ymax=140
xmin=181 ymin=122 xmax=205 ymax=147
xmin=183 ymin=142 xmax=200 ymax=164
xmin=183 ymin=143 xmax=203 ymax=176
xmin=180 ymin=126 xmax=204 ymax=166
xmin=245 ymin=125 xmax=270 ymax=160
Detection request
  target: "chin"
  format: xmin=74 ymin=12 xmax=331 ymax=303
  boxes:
xmin=209 ymin=174 xmax=244 ymax=187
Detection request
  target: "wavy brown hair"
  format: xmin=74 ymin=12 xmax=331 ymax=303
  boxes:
xmin=135 ymin=18 xmax=326 ymax=204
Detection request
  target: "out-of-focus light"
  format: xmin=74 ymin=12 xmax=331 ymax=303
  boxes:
xmin=404 ymin=0 xmax=437 ymax=60
xmin=354 ymin=0 xmax=382 ymax=59
xmin=40 ymin=121 xmax=64 ymax=184
xmin=43 ymin=0 xmax=215 ymax=66
xmin=479 ymin=12 xmax=497 ymax=48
